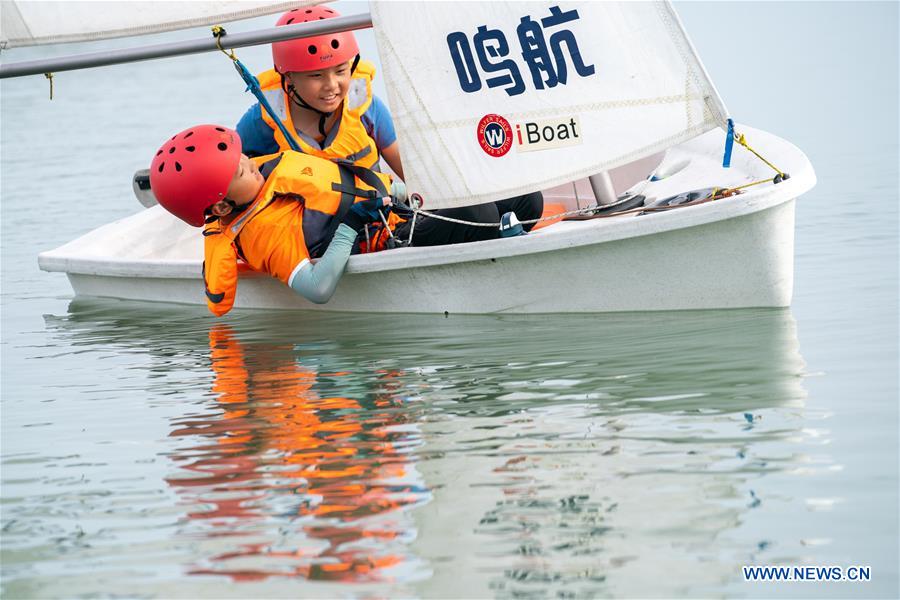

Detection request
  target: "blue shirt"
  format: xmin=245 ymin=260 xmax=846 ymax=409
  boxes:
xmin=236 ymin=94 xmax=397 ymax=159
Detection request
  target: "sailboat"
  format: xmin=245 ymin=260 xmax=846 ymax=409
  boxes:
xmin=3 ymin=1 xmax=816 ymax=314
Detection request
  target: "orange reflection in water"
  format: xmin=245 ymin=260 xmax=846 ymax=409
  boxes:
xmin=166 ymin=325 xmax=427 ymax=582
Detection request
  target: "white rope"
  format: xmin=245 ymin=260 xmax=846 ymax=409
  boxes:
xmin=398 ymin=173 xmax=661 ymax=228
xmin=395 ymin=186 xmax=722 ymax=234
xmin=401 ymin=197 xmax=649 ymax=228
xmin=406 ymin=204 xmax=596 ymax=227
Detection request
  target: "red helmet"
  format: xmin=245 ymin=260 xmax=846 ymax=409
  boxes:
xmin=272 ymin=6 xmax=359 ymax=73
xmin=149 ymin=125 xmax=241 ymax=227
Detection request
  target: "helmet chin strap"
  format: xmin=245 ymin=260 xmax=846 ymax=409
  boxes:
xmin=281 ymin=55 xmax=361 ymax=139
xmin=282 ymin=78 xmax=332 ymax=138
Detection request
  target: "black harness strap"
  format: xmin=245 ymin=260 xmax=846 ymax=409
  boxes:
xmin=332 ymin=160 xmax=389 ymax=197
xmin=322 ymin=162 xmax=361 ymax=246
xmin=331 ymin=182 xmax=378 ymax=199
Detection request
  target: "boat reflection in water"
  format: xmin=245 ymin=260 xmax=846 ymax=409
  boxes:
xmin=43 ymin=301 xmax=809 ymax=596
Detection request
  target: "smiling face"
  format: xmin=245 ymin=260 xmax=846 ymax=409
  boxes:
xmin=285 ymin=61 xmax=352 ymax=113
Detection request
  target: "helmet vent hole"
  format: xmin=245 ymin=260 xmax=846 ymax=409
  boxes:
xmin=215 ymin=127 xmax=225 ymax=132
xmin=168 ymin=147 xmax=175 ymax=154
xmin=308 ymin=44 xmax=317 ymax=55
xmin=318 ymin=16 xmax=324 ymax=19
xmin=286 ymin=18 xmax=294 ymax=24
xmin=331 ymin=39 xmax=339 ymax=49
xmin=185 ymin=146 xmax=195 ymax=152
xmin=156 ymin=150 xmax=162 ymax=156
xmin=305 ymin=9 xmax=311 ymax=13
xmin=184 ymin=131 xmax=194 ymax=138
xmin=158 ymin=163 xmax=165 ymax=173
xmin=175 ymin=162 xmax=182 ymax=172
xmin=217 ymin=142 xmax=228 ymax=151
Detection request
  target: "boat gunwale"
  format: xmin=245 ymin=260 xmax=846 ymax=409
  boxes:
xmin=38 ymin=125 xmax=816 ymax=279
xmin=38 ymin=180 xmax=807 ymax=280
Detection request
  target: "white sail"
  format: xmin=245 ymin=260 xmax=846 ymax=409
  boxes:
xmin=0 ymin=0 xmax=317 ymax=49
xmin=371 ymin=1 xmax=729 ymax=209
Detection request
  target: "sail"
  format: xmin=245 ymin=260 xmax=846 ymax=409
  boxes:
xmin=0 ymin=1 xmax=317 ymax=49
xmin=371 ymin=1 xmax=729 ymax=209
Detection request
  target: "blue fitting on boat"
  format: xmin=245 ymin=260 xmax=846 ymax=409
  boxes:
xmin=232 ymin=59 xmax=301 ymax=153
xmin=722 ymin=118 xmax=735 ymax=168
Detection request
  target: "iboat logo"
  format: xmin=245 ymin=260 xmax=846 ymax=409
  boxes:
xmin=477 ymin=114 xmax=582 ymax=157
xmin=477 ymin=114 xmax=513 ymax=157
xmin=515 ymin=116 xmax=582 ymax=152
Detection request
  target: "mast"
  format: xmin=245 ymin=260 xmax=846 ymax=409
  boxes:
xmin=0 ymin=13 xmax=373 ymax=79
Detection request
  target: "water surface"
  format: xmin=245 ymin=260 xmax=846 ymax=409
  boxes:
xmin=1 ymin=1 xmax=897 ymax=598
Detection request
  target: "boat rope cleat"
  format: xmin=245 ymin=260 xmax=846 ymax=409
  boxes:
xmin=499 ymin=212 xmax=525 ymax=238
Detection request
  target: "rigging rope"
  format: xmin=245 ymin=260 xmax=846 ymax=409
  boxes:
xmin=723 ymin=118 xmax=789 ymax=181
xmin=211 ymin=26 xmax=301 ymax=153
xmin=395 ymin=188 xmax=739 ymax=231
xmin=734 ymin=131 xmax=789 ymax=181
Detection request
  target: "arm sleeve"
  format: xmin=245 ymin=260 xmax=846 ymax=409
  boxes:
xmin=287 ymin=223 xmax=357 ymax=304
xmin=360 ymin=95 xmax=397 ymax=151
xmin=235 ymin=104 xmax=280 ymax=157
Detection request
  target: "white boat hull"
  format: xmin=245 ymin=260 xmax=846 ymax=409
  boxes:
xmin=39 ymin=126 xmax=815 ymax=314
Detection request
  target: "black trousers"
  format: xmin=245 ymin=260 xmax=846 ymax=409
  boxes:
xmin=394 ymin=191 xmax=544 ymax=246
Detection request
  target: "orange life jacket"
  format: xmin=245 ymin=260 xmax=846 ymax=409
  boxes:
xmin=202 ymin=151 xmax=394 ymax=316
xmin=256 ymin=60 xmax=380 ymax=169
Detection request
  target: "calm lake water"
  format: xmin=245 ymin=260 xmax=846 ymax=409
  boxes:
xmin=1 ymin=2 xmax=897 ymax=598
